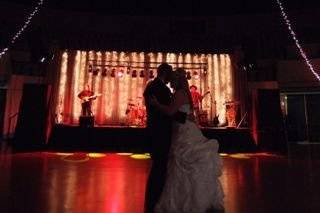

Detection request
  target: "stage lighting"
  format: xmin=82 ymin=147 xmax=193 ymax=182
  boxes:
xmin=132 ymin=70 xmax=137 ymax=78
xmin=140 ymin=70 xmax=145 ymax=78
xmin=117 ymin=69 xmax=124 ymax=78
xmin=102 ymin=68 xmax=108 ymax=77
xmin=193 ymin=71 xmax=199 ymax=79
xmin=203 ymin=66 xmax=208 ymax=75
xmin=149 ymin=70 xmax=154 ymax=79
xmin=111 ymin=68 xmax=116 ymax=77
xmin=203 ymin=65 xmax=207 ymax=71
xmin=186 ymin=71 xmax=191 ymax=80
xmin=88 ymin=65 xmax=93 ymax=72
xmin=93 ymin=68 xmax=99 ymax=75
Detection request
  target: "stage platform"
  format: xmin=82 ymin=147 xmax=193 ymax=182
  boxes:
xmin=48 ymin=124 xmax=257 ymax=153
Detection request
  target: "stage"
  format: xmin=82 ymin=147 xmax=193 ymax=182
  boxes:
xmin=44 ymin=50 xmax=255 ymax=153
xmin=48 ymin=124 xmax=257 ymax=153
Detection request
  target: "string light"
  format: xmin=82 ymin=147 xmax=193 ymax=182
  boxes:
xmin=276 ymin=0 xmax=320 ymax=81
xmin=0 ymin=0 xmax=44 ymax=60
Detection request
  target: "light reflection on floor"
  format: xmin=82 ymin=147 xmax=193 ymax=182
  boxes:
xmin=55 ymin=152 xmax=151 ymax=160
xmin=54 ymin=152 xmax=282 ymax=161
xmin=0 ymin=151 xmax=319 ymax=213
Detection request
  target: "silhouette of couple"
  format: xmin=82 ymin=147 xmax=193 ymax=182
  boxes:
xmin=143 ymin=63 xmax=224 ymax=213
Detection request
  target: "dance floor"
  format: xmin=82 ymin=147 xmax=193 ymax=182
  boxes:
xmin=0 ymin=145 xmax=320 ymax=213
xmin=48 ymin=125 xmax=256 ymax=153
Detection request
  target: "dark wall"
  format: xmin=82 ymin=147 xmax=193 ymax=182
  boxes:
xmin=286 ymin=94 xmax=320 ymax=142
xmin=256 ymin=89 xmax=286 ymax=152
xmin=0 ymin=89 xmax=6 ymax=137
xmin=4 ymin=4 xmax=320 ymax=56
xmin=13 ymin=84 xmax=48 ymax=148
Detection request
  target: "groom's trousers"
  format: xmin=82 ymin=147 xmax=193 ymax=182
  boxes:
xmin=144 ymin=132 xmax=171 ymax=213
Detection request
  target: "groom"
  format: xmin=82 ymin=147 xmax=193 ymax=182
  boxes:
xmin=143 ymin=63 xmax=186 ymax=212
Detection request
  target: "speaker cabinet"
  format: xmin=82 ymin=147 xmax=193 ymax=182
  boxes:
xmin=0 ymin=89 xmax=6 ymax=137
xmin=256 ymin=89 xmax=286 ymax=152
xmin=79 ymin=116 xmax=94 ymax=127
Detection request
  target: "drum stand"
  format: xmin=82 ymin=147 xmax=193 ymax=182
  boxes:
xmin=208 ymin=93 xmax=219 ymax=127
xmin=209 ymin=93 xmax=213 ymax=126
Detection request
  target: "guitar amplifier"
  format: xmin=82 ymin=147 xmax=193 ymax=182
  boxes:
xmin=79 ymin=116 xmax=94 ymax=127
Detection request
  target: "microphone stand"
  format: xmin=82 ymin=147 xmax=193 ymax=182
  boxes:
xmin=209 ymin=93 xmax=213 ymax=126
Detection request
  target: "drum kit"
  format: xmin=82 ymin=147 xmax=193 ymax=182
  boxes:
xmin=198 ymin=97 xmax=220 ymax=127
xmin=125 ymin=97 xmax=146 ymax=126
xmin=124 ymin=95 xmax=221 ymax=127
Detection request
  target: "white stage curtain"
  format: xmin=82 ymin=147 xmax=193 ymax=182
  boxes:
xmin=55 ymin=50 xmax=234 ymax=126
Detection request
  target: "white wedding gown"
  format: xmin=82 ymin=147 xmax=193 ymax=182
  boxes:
xmin=155 ymin=104 xmax=224 ymax=213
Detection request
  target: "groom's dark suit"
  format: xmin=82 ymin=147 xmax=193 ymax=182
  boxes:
xmin=143 ymin=77 xmax=185 ymax=213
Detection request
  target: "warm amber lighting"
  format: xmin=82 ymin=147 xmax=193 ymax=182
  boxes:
xmin=220 ymin=54 xmax=227 ymax=125
xmin=226 ymin=54 xmax=233 ymax=101
xmin=60 ymin=153 xmax=90 ymax=162
xmin=213 ymin=54 xmax=225 ymax=124
xmin=56 ymin=51 xmax=233 ymax=126
xmin=88 ymin=153 xmax=106 ymax=158
xmin=55 ymin=152 xmax=73 ymax=156
xmin=92 ymin=52 xmax=102 ymax=117
xmin=56 ymin=51 xmax=68 ymax=123
xmin=229 ymin=154 xmax=251 ymax=159
xmin=130 ymin=154 xmax=151 ymax=160
xmin=116 ymin=153 xmax=133 ymax=156
xmin=72 ymin=51 xmax=81 ymax=123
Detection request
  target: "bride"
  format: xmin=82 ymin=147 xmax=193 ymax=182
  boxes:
xmin=150 ymin=68 xmax=224 ymax=213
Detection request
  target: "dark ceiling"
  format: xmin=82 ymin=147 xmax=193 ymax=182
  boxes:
xmin=3 ymin=0 xmax=320 ymax=16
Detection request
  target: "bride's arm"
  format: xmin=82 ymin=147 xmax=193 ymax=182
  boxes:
xmin=150 ymin=90 xmax=185 ymax=116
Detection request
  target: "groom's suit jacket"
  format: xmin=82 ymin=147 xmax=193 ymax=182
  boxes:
xmin=144 ymin=78 xmax=172 ymax=127
xmin=144 ymin=77 xmax=173 ymax=158
xmin=144 ymin=77 xmax=187 ymax=158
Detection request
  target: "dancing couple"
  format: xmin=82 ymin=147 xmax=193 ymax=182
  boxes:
xmin=143 ymin=63 xmax=224 ymax=213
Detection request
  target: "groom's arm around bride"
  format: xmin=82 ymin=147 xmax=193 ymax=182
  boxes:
xmin=143 ymin=63 xmax=187 ymax=213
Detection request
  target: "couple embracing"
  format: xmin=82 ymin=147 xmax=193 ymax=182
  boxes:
xmin=143 ymin=63 xmax=224 ymax=213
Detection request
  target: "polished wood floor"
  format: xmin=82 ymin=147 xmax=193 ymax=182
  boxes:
xmin=0 ymin=144 xmax=320 ymax=213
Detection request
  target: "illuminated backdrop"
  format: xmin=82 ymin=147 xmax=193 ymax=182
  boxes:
xmin=56 ymin=50 xmax=234 ymax=126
